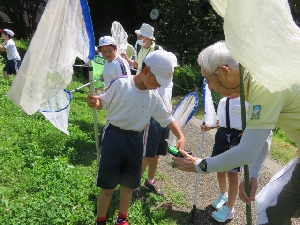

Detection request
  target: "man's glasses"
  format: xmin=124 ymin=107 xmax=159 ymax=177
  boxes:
xmin=204 ymin=65 xmax=240 ymax=90
xmin=204 ymin=67 xmax=219 ymax=85
xmin=101 ymin=49 xmax=114 ymax=55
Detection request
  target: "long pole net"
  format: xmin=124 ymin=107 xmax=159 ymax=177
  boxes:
xmin=239 ymin=64 xmax=252 ymax=224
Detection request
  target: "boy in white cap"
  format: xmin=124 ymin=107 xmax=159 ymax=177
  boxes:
xmin=121 ymin=24 xmax=171 ymax=199
xmin=0 ymin=29 xmax=21 ymax=80
xmin=87 ymin=50 xmax=185 ymax=225
xmin=97 ymin=36 xmax=131 ymax=89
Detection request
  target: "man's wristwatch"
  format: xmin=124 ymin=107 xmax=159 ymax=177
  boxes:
xmin=199 ymin=159 xmax=207 ymax=172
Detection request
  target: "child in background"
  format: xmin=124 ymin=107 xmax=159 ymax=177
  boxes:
xmin=96 ymin=36 xmax=131 ymax=89
xmin=0 ymin=29 xmax=21 ymax=80
xmin=201 ymin=94 xmax=248 ymax=222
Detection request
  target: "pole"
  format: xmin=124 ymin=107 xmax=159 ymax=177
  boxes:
xmin=191 ymin=120 xmax=205 ymax=223
xmin=239 ymin=64 xmax=252 ymax=224
xmin=88 ymin=60 xmax=100 ymax=163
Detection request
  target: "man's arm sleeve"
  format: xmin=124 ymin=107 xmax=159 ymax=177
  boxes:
xmin=249 ymin=130 xmax=272 ymax=178
xmin=206 ymin=129 xmax=271 ymax=173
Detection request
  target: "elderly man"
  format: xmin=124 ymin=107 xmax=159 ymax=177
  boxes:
xmin=173 ymin=41 xmax=300 ymax=225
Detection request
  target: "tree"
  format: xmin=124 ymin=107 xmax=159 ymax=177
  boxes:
xmin=0 ymin=0 xmax=47 ymax=38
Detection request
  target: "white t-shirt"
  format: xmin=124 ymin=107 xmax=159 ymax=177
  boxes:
xmin=4 ymin=39 xmax=21 ymax=60
xmin=157 ymin=84 xmax=173 ymax=112
xmin=216 ymin=97 xmax=249 ymax=130
xmin=98 ymin=75 xmax=174 ymax=131
xmin=102 ymin=55 xmax=131 ymax=86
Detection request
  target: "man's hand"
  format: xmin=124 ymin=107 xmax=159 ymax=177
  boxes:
xmin=86 ymin=93 xmax=101 ymax=109
xmin=172 ymin=149 xmax=199 ymax=173
xmin=238 ymin=177 xmax=258 ymax=205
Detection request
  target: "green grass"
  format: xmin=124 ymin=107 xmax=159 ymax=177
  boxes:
xmin=0 ymin=73 xmax=190 ymax=225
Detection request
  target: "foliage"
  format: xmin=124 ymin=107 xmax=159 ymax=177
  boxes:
xmin=172 ymin=65 xmax=201 ymax=96
xmin=273 ymin=127 xmax=295 ymax=146
xmin=289 ymin=0 xmax=300 ymax=26
xmin=0 ymin=0 xmax=47 ymax=38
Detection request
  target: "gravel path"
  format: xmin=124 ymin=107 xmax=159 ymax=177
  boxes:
xmin=156 ymin=117 xmax=300 ymax=225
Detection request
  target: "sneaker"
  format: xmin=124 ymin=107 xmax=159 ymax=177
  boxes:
xmin=143 ymin=179 xmax=164 ymax=196
xmin=212 ymin=193 xmax=228 ymax=210
xmin=115 ymin=216 xmax=129 ymax=225
xmin=132 ymin=187 xmax=143 ymax=200
xmin=211 ymin=205 xmax=235 ymax=222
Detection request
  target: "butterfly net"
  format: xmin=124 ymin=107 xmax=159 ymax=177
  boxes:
xmin=7 ymin=0 xmax=94 ymax=135
xmin=168 ymin=92 xmax=199 ymax=146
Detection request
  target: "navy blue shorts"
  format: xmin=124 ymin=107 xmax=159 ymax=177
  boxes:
xmin=3 ymin=59 xmax=21 ymax=75
xmin=142 ymin=118 xmax=170 ymax=158
xmin=96 ymin=123 xmax=143 ymax=189
xmin=212 ymin=127 xmax=243 ymax=173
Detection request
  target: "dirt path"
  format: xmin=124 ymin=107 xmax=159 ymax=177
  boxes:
xmin=157 ymin=117 xmax=300 ymax=225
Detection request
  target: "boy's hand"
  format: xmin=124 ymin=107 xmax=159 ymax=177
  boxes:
xmin=86 ymin=93 xmax=101 ymax=109
xmin=200 ymin=124 xmax=211 ymax=132
xmin=120 ymin=53 xmax=128 ymax=60
xmin=172 ymin=149 xmax=198 ymax=173
xmin=175 ymin=138 xmax=185 ymax=152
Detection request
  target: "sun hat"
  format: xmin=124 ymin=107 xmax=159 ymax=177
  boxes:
xmin=97 ymin=36 xmax=116 ymax=47
xmin=135 ymin=23 xmax=155 ymax=40
xmin=144 ymin=50 xmax=174 ymax=88
xmin=1 ymin=29 xmax=14 ymax=36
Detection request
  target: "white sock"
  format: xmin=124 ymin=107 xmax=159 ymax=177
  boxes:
xmin=148 ymin=179 xmax=155 ymax=184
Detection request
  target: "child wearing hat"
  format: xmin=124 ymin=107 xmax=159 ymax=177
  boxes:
xmin=86 ymin=50 xmax=185 ymax=225
xmin=0 ymin=29 xmax=21 ymax=80
xmin=96 ymin=36 xmax=131 ymax=90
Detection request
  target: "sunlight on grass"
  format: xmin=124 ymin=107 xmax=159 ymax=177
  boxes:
xmin=270 ymin=135 xmax=297 ymax=164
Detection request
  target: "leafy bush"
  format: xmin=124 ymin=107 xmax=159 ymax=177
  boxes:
xmin=172 ymin=65 xmax=202 ymax=96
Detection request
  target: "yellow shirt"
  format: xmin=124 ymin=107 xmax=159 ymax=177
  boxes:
xmin=245 ymin=72 xmax=300 ymax=155
xmin=136 ymin=42 xmax=157 ymax=74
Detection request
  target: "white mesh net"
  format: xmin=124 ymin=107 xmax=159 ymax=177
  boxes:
xmin=111 ymin=21 xmax=128 ymax=55
xmin=210 ymin=0 xmax=300 ymax=92
xmin=203 ymin=82 xmax=217 ymax=127
xmin=255 ymin=158 xmax=298 ymax=224
xmin=168 ymin=92 xmax=199 ymax=146
xmin=8 ymin=0 xmax=91 ymax=115
xmin=7 ymin=0 xmax=93 ymax=134
xmin=39 ymin=89 xmax=72 ymax=134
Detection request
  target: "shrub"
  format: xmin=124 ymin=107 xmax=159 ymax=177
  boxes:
xmin=172 ymin=65 xmax=202 ymax=96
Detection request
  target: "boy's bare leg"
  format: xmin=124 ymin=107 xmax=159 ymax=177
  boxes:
xmin=217 ymin=171 xmax=227 ymax=194
xmin=148 ymin=155 xmax=159 ymax=180
xmin=119 ymin=186 xmax=133 ymax=215
xmin=141 ymin=157 xmax=152 ymax=174
xmin=227 ymin=172 xmax=238 ymax=209
xmin=97 ymin=188 xmax=114 ymax=217
xmin=4 ymin=71 xmax=9 ymax=80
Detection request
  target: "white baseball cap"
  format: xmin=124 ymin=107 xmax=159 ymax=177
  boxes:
xmin=98 ymin=36 xmax=116 ymax=47
xmin=144 ymin=50 xmax=174 ymax=88
xmin=135 ymin=23 xmax=155 ymax=40
xmin=169 ymin=52 xmax=179 ymax=68
xmin=1 ymin=29 xmax=14 ymax=37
